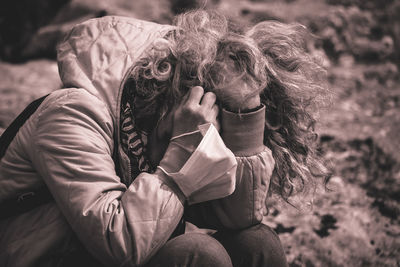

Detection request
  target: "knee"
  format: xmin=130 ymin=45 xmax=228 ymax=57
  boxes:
xmin=242 ymin=224 xmax=287 ymax=266
xmin=215 ymin=224 xmax=288 ymax=267
xmin=146 ymin=233 xmax=232 ymax=267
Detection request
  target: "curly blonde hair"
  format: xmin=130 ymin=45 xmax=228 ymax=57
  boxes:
xmin=124 ymin=10 xmax=330 ymax=205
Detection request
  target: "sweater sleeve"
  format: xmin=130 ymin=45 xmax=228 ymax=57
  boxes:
xmin=29 ymin=90 xmax=185 ymax=267
xmin=185 ymin=105 xmax=275 ymax=229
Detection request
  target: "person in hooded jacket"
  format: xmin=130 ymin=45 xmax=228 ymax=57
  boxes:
xmin=0 ymin=9 xmax=329 ymax=267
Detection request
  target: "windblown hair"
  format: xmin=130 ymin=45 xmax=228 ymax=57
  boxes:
xmin=125 ymin=10 xmax=330 ymax=206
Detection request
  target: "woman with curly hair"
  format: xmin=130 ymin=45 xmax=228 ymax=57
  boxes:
xmin=0 ymin=9 xmax=328 ymax=267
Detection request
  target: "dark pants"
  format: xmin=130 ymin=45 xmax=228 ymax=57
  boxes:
xmin=146 ymin=224 xmax=288 ymax=267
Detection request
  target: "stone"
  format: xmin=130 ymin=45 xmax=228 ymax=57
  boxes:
xmin=0 ymin=60 xmax=61 ymax=132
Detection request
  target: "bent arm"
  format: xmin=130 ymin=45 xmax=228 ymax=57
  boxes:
xmin=185 ymin=105 xmax=275 ymax=229
xmin=30 ymin=90 xmax=184 ymax=266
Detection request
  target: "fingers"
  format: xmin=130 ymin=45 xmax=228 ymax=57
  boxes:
xmin=210 ymin=104 xmax=220 ymax=131
xmin=210 ymin=104 xmax=219 ymax=118
xmin=171 ymin=86 xmax=220 ymax=137
xmin=186 ymin=86 xmax=217 ymax=108
xmin=201 ymin=92 xmax=217 ymax=108
xmin=187 ymin=86 xmax=218 ymax=127
xmin=186 ymin=86 xmax=204 ymax=106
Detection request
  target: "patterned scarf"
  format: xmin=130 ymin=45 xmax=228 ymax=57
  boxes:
xmin=120 ymin=84 xmax=186 ymax=237
xmin=120 ymin=87 xmax=154 ymax=180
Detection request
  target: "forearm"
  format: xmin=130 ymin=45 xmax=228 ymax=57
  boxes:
xmin=186 ymin=105 xmax=275 ymax=229
xmin=33 ymin=135 xmax=185 ymax=267
xmin=30 ymin=90 xmax=186 ymax=266
xmin=64 ymin=172 xmax=184 ymax=266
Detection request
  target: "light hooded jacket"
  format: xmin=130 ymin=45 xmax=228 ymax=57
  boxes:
xmin=0 ymin=16 xmax=275 ymax=267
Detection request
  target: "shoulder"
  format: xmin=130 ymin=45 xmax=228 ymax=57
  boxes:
xmin=34 ymin=88 xmax=114 ymax=142
xmin=38 ymin=89 xmax=112 ymax=122
xmin=39 ymin=88 xmax=107 ymax=110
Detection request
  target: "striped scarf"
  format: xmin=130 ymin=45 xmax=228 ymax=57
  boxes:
xmin=120 ymin=95 xmax=154 ymax=180
xmin=120 ymin=87 xmax=186 ymax=237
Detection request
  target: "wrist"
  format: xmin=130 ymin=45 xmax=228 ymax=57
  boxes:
xmin=221 ymin=104 xmax=266 ymax=156
xmin=155 ymin=168 xmax=186 ymax=205
xmin=159 ymin=131 xmax=202 ymax=173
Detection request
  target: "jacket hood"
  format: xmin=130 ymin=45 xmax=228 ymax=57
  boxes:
xmin=57 ymin=16 xmax=175 ymax=124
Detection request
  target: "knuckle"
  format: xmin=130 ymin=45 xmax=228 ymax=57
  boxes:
xmin=205 ymin=91 xmax=216 ymax=99
xmin=204 ymin=113 xmax=213 ymax=122
xmin=183 ymin=105 xmax=200 ymax=117
xmin=193 ymin=85 xmax=204 ymax=91
xmin=192 ymin=86 xmax=204 ymax=94
xmin=181 ymin=105 xmax=192 ymax=114
xmin=195 ymin=109 xmax=205 ymax=119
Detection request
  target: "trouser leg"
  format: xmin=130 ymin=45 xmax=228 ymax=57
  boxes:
xmin=145 ymin=233 xmax=233 ymax=267
xmin=213 ymin=224 xmax=288 ymax=267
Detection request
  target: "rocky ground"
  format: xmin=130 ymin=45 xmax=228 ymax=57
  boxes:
xmin=1 ymin=0 xmax=399 ymax=266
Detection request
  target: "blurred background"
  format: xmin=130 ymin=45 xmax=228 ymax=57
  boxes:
xmin=0 ymin=0 xmax=399 ymax=266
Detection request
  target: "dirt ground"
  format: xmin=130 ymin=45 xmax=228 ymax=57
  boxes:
xmin=1 ymin=0 xmax=399 ymax=266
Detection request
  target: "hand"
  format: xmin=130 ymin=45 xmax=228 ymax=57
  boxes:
xmin=172 ymin=86 xmax=219 ymax=137
xmin=148 ymin=86 xmax=219 ymax=166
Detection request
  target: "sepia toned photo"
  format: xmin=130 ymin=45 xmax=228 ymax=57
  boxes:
xmin=0 ymin=0 xmax=399 ymax=266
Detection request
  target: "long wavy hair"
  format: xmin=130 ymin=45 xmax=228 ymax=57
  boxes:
xmin=125 ymin=10 xmax=330 ymax=206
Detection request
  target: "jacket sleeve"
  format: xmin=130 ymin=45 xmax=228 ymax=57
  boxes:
xmin=29 ymin=89 xmax=185 ymax=267
xmin=185 ymin=105 xmax=275 ymax=229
